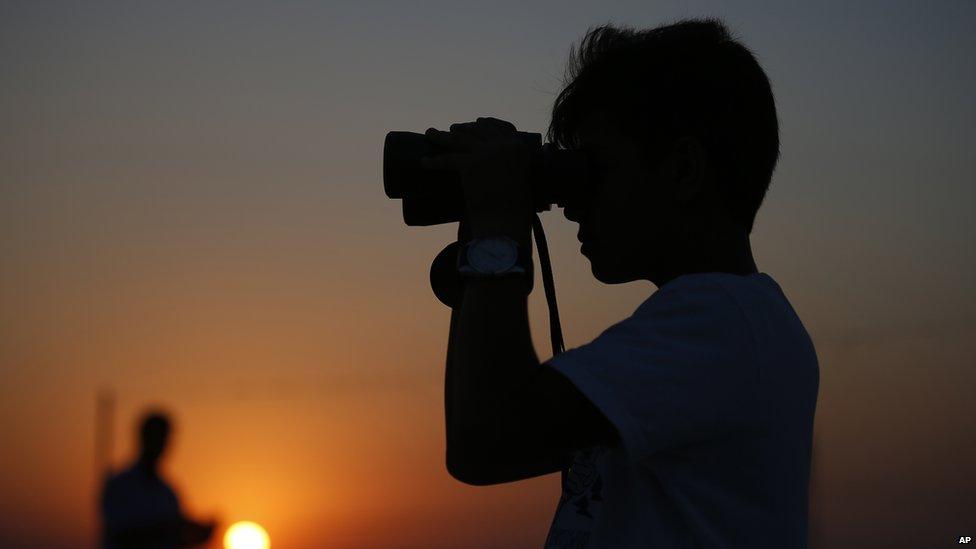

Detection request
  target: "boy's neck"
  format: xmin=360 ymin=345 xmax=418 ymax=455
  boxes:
xmin=650 ymin=232 xmax=757 ymax=288
xmin=136 ymin=455 xmax=160 ymax=477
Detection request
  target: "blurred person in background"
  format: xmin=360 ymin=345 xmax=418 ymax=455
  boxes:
xmin=100 ymin=410 xmax=216 ymax=548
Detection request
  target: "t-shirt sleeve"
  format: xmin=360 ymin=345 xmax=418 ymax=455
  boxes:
xmin=545 ymin=283 xmax=762 ymax=462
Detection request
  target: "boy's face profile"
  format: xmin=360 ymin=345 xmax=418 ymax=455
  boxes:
xmin=566 ymin=110 xmax=684 ymax=285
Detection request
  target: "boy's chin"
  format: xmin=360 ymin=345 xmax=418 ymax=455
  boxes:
xmin=589 ymin=256 xmax=636 ymax=285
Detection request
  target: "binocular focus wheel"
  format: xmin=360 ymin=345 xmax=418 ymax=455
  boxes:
xmin=430 ymin=241 xmax=463 ymax=308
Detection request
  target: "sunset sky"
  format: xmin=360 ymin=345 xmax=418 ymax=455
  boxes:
xmin=1 ymin=1 xmax=974 ymax=547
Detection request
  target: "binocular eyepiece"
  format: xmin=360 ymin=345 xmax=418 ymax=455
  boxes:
xmin=383 ymin=130 xmax=593 ymax=226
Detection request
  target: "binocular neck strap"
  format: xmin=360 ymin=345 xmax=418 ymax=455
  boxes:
xmin=531 ymin=213 xmax=565 ymax=357
xmin=531 ymin=213 xmax=571 ymax=489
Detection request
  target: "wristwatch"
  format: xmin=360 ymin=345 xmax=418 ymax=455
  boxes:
xmin=457 ymin=236 xmax=531 ymax=277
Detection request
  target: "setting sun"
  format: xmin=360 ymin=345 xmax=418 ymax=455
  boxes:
xmin=224 ymin=521 xmax=270 ymax=549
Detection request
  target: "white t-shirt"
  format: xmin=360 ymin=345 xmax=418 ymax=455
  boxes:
xmin=544 ymin=272 xmax=819 ymax=548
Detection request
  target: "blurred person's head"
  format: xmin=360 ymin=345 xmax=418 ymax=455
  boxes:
xmin=138 ymin=410 xmax=171 ymax=469
xmin=552 ymin=19 xmax=778 ymax=285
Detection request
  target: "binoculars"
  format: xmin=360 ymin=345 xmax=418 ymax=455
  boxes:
xmin=383 ymin=129 xmax=593 ymax=226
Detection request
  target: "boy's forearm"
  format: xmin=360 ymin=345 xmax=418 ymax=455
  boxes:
xmin=449 ymin=276 xmax=539 ymax=434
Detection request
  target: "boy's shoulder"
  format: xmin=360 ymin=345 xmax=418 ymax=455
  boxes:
xmin=622 ymin=272 xmax=798 ymax=354
xmin=631 ymin=272 xmax=774 ymax=317
xmin=637 ymin=272 xmax=785 ymax=314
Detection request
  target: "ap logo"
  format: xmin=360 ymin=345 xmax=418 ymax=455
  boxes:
xmin=960 ymin=536 xmax=972 ymax=544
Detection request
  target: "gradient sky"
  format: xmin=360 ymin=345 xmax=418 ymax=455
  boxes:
xmin=1 ymin=1 xmax=974 ymax=547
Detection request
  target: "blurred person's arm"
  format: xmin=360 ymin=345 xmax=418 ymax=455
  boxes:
xmin=179 ymin=517 xmax=216 ymax=546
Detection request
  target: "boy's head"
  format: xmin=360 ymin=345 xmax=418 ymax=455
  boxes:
xmin=551 ymin=19 xmax=779 ymax=284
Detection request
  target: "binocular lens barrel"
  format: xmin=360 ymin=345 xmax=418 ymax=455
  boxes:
xmin=383 ymin=130 xmax=591 ymax=226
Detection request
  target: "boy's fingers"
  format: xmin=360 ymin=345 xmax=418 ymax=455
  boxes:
xmin=476 ymin=117 xmax=517 ymax=133
xmin=426 ymin=127 xmax=479 ymax=151
xmin=450 ymin=121 xmax=499 ymax=143
xmin=450 ymin=121 xmax=482 ymax=135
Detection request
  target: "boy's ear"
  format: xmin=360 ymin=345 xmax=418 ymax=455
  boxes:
xmin=669 ymin=136 xmax=707 ymax=205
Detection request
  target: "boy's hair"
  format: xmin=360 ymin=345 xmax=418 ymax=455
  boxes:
xmin=548 ymin=19 xmax=779 ymax=233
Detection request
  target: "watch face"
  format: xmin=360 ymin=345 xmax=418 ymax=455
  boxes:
xmin=468 ymin=237 xmax=519 ymax=273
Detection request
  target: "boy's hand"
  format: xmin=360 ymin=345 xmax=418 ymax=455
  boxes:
xmin=421 ymin=117 xmax=534 ymax=242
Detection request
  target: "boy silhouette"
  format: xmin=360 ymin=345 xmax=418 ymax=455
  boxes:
xmin=423 ymin=19 xmax=818 ymax=548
